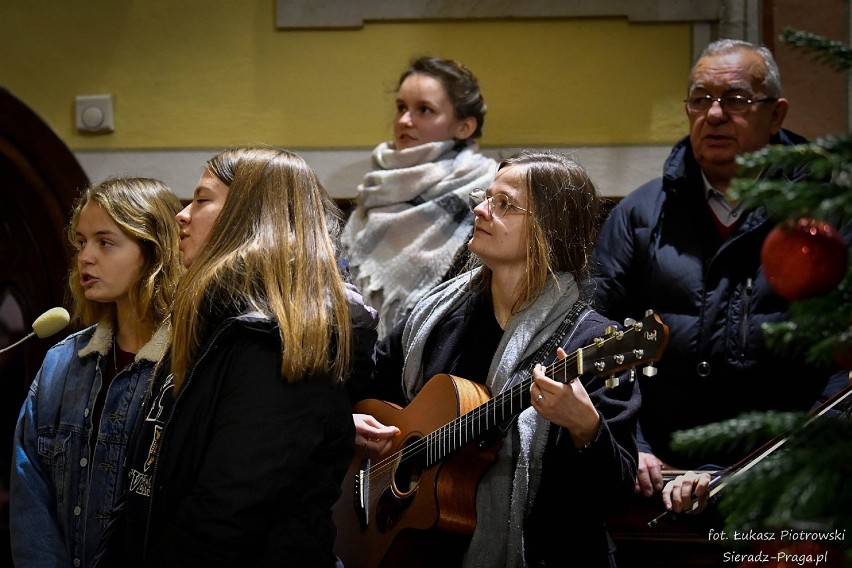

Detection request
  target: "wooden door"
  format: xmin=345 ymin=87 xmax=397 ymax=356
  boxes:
xmin=0 ymin=87 xmax=88 ymax=565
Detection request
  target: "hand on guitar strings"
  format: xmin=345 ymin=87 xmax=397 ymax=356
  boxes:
xmin=531 ymin=347 xmax=601 ymax=452
xmin=353 ymin=413 xmax=400 ymax=458
xmin=662 ymin=470 xmax=712 ymax=514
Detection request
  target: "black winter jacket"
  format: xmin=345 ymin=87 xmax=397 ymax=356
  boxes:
xmin=97 ymin=313 xmax=354 ymax=568
xmin=591 ymin=130 xmax=846 ymax=468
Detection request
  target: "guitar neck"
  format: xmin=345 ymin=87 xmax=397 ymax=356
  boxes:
xmin=420 ymin=312 xmax=669 ymax=467
xmin=422 ymin=357 xmax=586 ymax=466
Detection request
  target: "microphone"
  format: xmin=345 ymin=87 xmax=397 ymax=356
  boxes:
xmin=0 ymin=307 xmax=71 ymax=355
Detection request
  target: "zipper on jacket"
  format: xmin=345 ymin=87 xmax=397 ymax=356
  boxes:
xmin=740 ymin=277 xmax=752 ymax=356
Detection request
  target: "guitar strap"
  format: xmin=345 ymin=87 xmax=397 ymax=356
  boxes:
xmin=512 ymin=299 xmax=590 ymax=388
xmin=495 ymin=299 xmax=591 ymax=437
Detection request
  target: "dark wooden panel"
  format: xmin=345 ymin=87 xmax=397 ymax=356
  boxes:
xmin=0 ymin=87 xmax=89 ymax=567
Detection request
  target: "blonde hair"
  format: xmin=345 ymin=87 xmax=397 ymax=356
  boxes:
xmin=67 ymin=177 xmax=184 ymax=328
xmin=170 ymin=147 xmax=351 ymax=389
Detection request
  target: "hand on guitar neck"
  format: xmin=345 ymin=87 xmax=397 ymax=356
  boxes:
xmin=530 ymin=347 xmax=601 ymax=451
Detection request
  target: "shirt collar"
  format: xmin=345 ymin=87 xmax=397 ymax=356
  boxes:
xmin=702 ymin=172 xmax=743 ymax=227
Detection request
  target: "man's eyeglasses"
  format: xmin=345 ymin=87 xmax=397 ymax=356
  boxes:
xmin=468 ymin=189 xmax=530 ymax=219
xmin=684 ymin=94 xmax=778 ymax=114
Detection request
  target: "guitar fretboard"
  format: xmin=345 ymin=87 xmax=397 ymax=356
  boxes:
xmin=386 ymin=312 xmax=664 ymax=471
xmin=423 ymin=359 xmax=579 ymax=466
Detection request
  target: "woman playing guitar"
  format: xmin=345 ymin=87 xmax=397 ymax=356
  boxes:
xmin=344 ymin=151 xmax=648 ymax=567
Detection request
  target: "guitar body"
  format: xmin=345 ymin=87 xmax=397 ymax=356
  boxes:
xmin=333 ymin=374 xmax=499 ymax=568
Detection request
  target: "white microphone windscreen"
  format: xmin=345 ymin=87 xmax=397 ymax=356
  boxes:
xmin=32 ymin=307 xmax=71 ymax=339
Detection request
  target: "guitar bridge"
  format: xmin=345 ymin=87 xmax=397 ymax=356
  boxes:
xmin=354 ymin=459 xmax=369 ymax=530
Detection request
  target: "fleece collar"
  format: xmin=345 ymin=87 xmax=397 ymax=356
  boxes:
xmin=77 ymin=318 xmax=171 ymax=363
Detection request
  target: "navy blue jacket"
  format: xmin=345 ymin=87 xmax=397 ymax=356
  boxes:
xmin=591 ymin=130 xmax=846 ymax=468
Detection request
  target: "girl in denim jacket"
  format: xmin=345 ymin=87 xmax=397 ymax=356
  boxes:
xmin=10 ymin=177 xmax=183 ymax=568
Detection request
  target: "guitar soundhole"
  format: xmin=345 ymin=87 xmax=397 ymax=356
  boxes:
xmin=376 ymin=436 xmax=426 ymax=533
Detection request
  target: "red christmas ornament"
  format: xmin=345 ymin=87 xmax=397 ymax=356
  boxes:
xmin=761 ymin=218 xmax=848 ymax=301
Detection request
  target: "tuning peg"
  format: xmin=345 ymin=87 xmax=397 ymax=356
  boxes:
xmin=644 ymin=308 xmax=655 ymax=317
xmin=606 ymin=368 xmax=638 ymax=388
xmin=623 ymin=317 xmax=636 ymax=327
xmin=642 ymin=365 xmax=658 ymax=377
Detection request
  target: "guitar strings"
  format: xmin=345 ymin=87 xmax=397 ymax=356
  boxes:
xmin=361 ymin=337 xmax=601 ymax=484
xmin=363 ymin=351 xmax=581 ymax=482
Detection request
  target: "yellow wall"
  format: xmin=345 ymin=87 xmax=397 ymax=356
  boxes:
xmin=0 ymin=1 xmax=692 ymax=150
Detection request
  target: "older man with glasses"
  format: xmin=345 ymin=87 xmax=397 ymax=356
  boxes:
xmin=590 ymin=38 xmax=848 ymax=503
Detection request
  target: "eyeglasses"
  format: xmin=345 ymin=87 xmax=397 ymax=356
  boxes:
xmin=468 ymin=189 xmax=530 ymax=219
xmin=684 ymin=94 xmax=779 ymax=114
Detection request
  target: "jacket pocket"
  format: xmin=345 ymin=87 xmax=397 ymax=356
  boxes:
xmin=37 ymin=430 xmax=73 ymax=503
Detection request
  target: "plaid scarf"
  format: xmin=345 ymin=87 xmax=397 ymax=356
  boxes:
xmin=341 ymin=140 xmax=496 ymax=337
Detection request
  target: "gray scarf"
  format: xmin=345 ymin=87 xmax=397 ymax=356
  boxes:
xmin=400 ymin=270 xmax=584 ymax=567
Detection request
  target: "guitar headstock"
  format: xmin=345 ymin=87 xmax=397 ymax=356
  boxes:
xmin=582 ymin=309 xmax=669 ymax=388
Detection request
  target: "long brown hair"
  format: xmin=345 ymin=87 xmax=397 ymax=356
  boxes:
xmin=472 ymin=150 xmax=600 ymax=312
xmin=170 ymin=147 xmax=351 ymax=389
xmin=67 ymin=177 xmax=183 ymax=328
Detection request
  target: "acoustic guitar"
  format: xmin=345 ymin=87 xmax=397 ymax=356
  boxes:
xmin=333 ymin=311 xmax=669 ymax=568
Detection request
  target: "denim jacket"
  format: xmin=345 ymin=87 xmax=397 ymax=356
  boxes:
xmin=10 ymin=320 xmax=169 ymax=568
